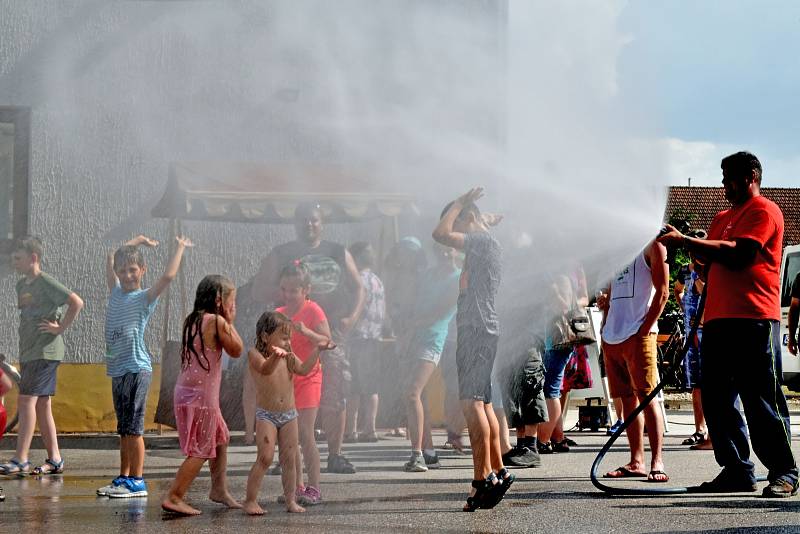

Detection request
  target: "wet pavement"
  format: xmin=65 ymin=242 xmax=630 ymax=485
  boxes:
xmin=2 ymin=411 xmax=800 ymax=533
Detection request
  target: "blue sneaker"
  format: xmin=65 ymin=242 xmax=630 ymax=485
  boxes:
xmin=96 ymin=475 xmax=125 ymax=496
xmin=107 ymin=477 xmax=148 ymax=498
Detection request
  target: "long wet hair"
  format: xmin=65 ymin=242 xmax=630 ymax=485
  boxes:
xmin=254 ymin=311 xmax=293 ymax=355
xmin=181 ymin=274 xmax=235 ymax=372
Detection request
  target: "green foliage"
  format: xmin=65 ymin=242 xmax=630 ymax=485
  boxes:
xmin=658 ymin=209 xmax=696 ymax=333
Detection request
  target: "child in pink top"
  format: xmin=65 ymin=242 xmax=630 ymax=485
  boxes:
xmin=162 ymin=275 xmax=244 ymax=516
xmin=276 ymin=261 xmax=332 ymax=505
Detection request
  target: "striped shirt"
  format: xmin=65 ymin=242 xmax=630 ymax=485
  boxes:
xmin=104 ymin=285 xmax=158 ymax=377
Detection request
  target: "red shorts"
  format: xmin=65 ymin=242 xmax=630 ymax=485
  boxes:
xmin=294 ymin=370 xmax=322 ymax=410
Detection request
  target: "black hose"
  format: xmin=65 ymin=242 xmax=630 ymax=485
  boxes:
xmin=589 ymin=287 xmax=766 ymax=495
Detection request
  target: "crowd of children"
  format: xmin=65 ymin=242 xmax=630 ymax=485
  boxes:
xmin=0 ymin=189 xmax=601 ymax=515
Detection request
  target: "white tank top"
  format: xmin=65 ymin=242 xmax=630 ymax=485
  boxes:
xmin=602 ymin=251 xmax=658 ymax=344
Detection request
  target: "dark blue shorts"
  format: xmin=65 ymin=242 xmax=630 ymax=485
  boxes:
xmin=19 ymin=359 xmax=60 ymax=397
xmin=456 ymin=327 xmax=498 ymax=403
xmin=112 ymin=371 xmax=152 ymax=436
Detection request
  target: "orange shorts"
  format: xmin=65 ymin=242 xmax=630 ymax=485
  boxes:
xmin=602 ymin=333 xmax=659 ymax=398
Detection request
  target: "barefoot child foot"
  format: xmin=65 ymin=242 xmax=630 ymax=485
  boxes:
xmin=209 ymin=490 xmax=243 ymax=508
xmin=161 ymin=497 xmax=202 ymax=516
xmin=242 ymin=500 xmax=266 ymax=515
xmin=286 ymin=501 xmax=306 ymax=513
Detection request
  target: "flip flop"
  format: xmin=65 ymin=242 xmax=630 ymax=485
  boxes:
xmin=647 ymin=470 xmax=670 ymax=483
xmin=682 ymin=431 xmax=706 ymax=445
xmin=603 ymin=466 xmax=647 ymax=478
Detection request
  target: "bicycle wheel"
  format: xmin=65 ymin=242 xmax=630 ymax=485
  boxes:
xmin=0 ymin=354 xmax=21 ymax=434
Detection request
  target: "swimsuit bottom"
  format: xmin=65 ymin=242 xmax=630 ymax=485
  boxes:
xmin=255 ymin=407 xmax=299 ymax=429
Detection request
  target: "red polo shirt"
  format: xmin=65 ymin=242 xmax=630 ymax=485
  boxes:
xmin=705 ymin=195 xmax=784 ymax=322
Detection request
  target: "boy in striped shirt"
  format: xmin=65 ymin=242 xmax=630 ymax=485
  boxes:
xmin=98 ymin=234 xmax=192 ymax=498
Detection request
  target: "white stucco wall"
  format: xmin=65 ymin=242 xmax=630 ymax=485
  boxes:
xmin=0 ymin=1 xmax=505 ymax=363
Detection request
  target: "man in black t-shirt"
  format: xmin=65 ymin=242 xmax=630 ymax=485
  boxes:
xmin=788 ymin=271 xmax=800 ymax=356
xmin=248 ymin=202 xmax=365 ymax=474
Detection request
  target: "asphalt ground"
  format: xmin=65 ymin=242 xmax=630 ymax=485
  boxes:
xmin=2 ymin=410 xmax=800 ymax=533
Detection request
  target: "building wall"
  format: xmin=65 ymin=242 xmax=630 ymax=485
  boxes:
xmin=0 ymin=0 xmax=504 ymax=363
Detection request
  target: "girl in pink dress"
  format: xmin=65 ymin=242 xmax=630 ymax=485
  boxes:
xmin=162 ymin=275 xmax=244 ymax=516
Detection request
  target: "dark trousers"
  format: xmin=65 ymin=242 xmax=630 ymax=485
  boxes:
xmin=701 ymin=319 xmax=797 ymax=483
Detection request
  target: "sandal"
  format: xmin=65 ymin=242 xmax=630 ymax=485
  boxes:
xmin=682 ymin=431 xmax=706 ymax=446
xmin=463 ymin=479 xmax=492 ymax=512
xmin=33 ymin=458 xmax=64 ymax=475
xmin=0 ymin=459 xmax=32 ymax=476
xmin=484 ymin=469 xmax=515 ymax=508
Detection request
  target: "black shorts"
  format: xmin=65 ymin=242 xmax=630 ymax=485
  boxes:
xmin=19 ymin=359 xmax=60 ymax=397
xmin=456 ymin=326 xmax=498 ymax=403
xmin=349 ymin=338 xmax=382 ymax=395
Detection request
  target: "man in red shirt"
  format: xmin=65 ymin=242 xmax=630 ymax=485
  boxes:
xmin=660 ymin=151 xmax=797 ymax=497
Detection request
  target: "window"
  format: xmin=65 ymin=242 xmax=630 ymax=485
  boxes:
xmin=781 ymin=250 xmax=800 ymax=308
xmin=0 ymin=107 xmax=30 ymax=254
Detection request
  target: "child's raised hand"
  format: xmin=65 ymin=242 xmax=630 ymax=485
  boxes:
xmin=176 ymin=235 xmax=194 ymax=248
xmin=126 ymin=235 xmax=159 ymax=247
xmin=457 ymin=187 xmax=484 ymax=206
xmin=317 ymin=339 xmax=337 ymax=352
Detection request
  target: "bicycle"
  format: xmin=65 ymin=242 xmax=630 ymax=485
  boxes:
xmin=656 ymin=324 xmax=686 ymax=391
xmin=0 ymin=353 xmax=21 ymax=434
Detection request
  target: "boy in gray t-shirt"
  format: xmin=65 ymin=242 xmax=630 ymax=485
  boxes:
xmin=433 ymin=187 xmax=510 ymax=511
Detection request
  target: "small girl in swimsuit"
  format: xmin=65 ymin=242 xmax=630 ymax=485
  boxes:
xmin=162 ymin=274 xmax=244 ymax=516
xmin=243 ymin=311 xmax=335 ymax=515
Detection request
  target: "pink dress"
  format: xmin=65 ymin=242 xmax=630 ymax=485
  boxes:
xmin=174 ymin=314 xmax=229 ymax=458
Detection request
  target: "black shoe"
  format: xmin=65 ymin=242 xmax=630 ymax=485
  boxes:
xmin=537 ymin=441 xmax=554 ymax=454
xmin=502 ymin=445 xmax=523 ymax=466
xmin=327 ymin=454 xmax=356 ymax=474
xmin=762 ymin=476 xmax=799 ymax=498
xmin=423 ymin=452 xmax=441 ymax=469
xmin=688 ymin=469 xmax=758 ymax=493
xmin=504 ymin=446 xmax=541 ymax=468
xmin=552 ymin=439 xmax=570 ymax=453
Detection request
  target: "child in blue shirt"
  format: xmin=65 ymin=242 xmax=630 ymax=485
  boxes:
xmin=98 ymin=234 xmax=192 ymax=498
